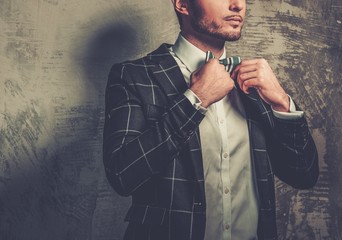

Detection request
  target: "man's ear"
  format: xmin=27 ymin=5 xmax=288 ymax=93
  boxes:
xmin=171 ymin=0 xmax=190 ymax=16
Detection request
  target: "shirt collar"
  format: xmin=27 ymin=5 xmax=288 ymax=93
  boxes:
xmin=172 ymin=34 xmax=226 ymax=72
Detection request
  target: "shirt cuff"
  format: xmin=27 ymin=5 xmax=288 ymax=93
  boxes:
xmin=184 ymin=89 xmax=207 ymax=114
xmin=272 ymin=95 xmax=304 ymax=120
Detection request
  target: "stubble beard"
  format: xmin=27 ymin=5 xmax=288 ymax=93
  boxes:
xmin=190 ymin=13 xmax=243 ymax=42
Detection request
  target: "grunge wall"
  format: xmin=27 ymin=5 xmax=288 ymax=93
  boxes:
xmin=0 ymin=0 xmax=341 ymax=239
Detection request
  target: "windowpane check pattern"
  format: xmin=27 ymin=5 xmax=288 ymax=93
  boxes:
xmin=103 ymin=44 xmax=319 ymax=240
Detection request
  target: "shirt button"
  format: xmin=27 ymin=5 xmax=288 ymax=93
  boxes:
xmin=223 ymin=152 xmax=228 ymax=158
xmin=219 ymin=119 xmax=224 ymax=124
xmin=224 ymin=187 xmax=229 ymax=194
xmin=225 ymin=224 xmax=230 ymax=230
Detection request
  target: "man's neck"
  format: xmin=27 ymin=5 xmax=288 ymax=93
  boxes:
xmin=180 ymin=31 xmax=225 ymax=58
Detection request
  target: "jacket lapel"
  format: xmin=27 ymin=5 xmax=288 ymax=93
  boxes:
xmin=238 ymin=87 xmax=278 ymax=238
xmin=238 ymin=87 xmax=272 ymax=180
xmin=147 ymin=44 xmax=188 ymax=99
xmin=147 ymin=44 xmax=206 ymax=204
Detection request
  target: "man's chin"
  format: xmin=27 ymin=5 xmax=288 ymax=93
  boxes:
xmin=191 ymin=20 xmax=242 ymax=42
xmin=223 ymin=27 xmax=242 ymax=41
xmin=206 ymin=32 xmax=241 ymax=42
xmin=213 ymin=31 xmax=241 ymax=42
xmin=224 ymin=33 xmax=241 ymax=41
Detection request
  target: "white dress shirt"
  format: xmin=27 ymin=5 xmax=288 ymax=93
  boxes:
xmin=169 ymin=34 xmax=303 ymax=240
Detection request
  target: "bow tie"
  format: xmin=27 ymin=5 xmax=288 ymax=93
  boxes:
xmin=205 ymin=51 xmax=261 ymax=99
xmin=205 ymin=50 xmax=241 ymax=74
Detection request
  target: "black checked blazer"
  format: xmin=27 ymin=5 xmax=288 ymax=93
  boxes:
xmin=103 ymin=44 xmax=319 ymax=240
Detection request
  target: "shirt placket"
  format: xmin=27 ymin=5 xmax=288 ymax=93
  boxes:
xmin=215 ymin=97 xmax=232 ymax=240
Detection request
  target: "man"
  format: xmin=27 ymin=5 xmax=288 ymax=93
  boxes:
xmin=103 ymin=0 xmax=319 ymax=239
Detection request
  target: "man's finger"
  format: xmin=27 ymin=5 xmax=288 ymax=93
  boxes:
xmin=240 ymin=78 xmax=259 ymax=94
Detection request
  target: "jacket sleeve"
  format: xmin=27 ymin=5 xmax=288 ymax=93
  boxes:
xmin=103 ymin=64 xmax=205 ymax=196
xmin=268 ymin=107 xmax=319 ymax=189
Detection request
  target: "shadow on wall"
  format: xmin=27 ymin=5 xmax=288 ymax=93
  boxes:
xmin=79 ymin=10 xmax=146 ymax=240
xmin=82 ymin=21 xmax=140 ymax=94
xmin=0 ymin=6 xmax=146 ymax=240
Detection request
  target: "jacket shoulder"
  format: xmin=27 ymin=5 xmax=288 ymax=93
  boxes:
xmin=110 ymin=43 xmax=172 ymax=73
xmin=107 ymin=43 xmax=173 ymax=85
xmin=108 ymin=57 xmax=152 ymax=81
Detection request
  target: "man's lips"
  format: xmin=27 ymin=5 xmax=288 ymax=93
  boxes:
xmin=224 ymin=15 xmax=243 ymax=23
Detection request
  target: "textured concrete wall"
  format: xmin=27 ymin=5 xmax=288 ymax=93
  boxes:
xmin=0 ymin=0 xmax=340 ymax=239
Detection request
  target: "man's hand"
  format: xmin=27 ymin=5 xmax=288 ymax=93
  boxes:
xmin=231 ymin=58 xmax=290 ymax=112
xmin=190 ymin=59 xmax=235 ymax=108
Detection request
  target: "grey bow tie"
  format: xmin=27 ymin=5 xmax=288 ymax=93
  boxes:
xmin=205 ymin=50 xmax=241 ymax=74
